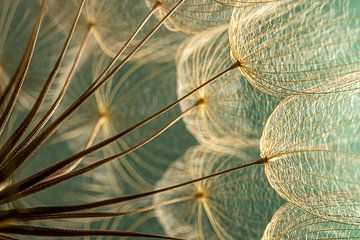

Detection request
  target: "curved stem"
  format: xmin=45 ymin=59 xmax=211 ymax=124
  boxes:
xmin=0 ymin=104 xmax=197 ymax=204
xmin=0 ymin=225 xmax=181 ymax=239
xmin=6 ymin=2 xmax=158 ymax=163
xmin=47 ymin=113 xmax=104 ymax=180
xmin=0 ymin=0 xmax=86 ymax=163
xmin=0 ymin=62 xmax=238 ymax=203
xmin=7 ymin=7 xmax=91 ymax=164
xmin=0 ymin=158 xmax=264 ymax=216
xmin=0 ymin=234 xmax=18 ymax=240
xmin=5 ymin=194 xmax=194 ymax=222
xmin=1 ymin=1 xmax=169 ymax=178
xmin=0 ymin=0 xmax=47 ymax=136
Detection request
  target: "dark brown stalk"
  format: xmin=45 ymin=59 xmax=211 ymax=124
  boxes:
xmin=0 ymin=234 xmax=18 ymax=240
xmin=7 ymin=1 xmax=160 ymax=161
xmin=0 ymin=0 xmax=184 ymax=182
xmin=2 ymin=194 xmax=193 ymax=222
xmin=0 ymin=158 xmax=264 ymax=216
xmin=0 ymin=102 xmax=197 ymax=203
xmin=0 ymin=0 xmax=47 ymax=135
xmin=0 ymin=62 xmax=239 ymax=203
xmin=0 ymin=225 xmax=182 ymax=239
xmin=7 ymin=17 xmax=92 ymax=161
xmin=0 ymin=0 xmax=86 ymax=162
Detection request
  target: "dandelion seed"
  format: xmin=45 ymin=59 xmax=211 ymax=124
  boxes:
xmin=229 ymin=0 xmax=360 ymax=96
xmin=47 ymin=0 xmax=186 ymax=62
xmin=57 ymin=52 xmax=196 ymax=192
xmin=261 ymin=75 xmax=360 ymax=225
xmin=146 ymin=0 xmax=233 ymax=33
xmin=177 ymin=25 xmax=280 ymax=147
xmin=262 ymin=202 xmax=360 ymax=240
xmin=155 ymin=145 xmax=283 ymax=240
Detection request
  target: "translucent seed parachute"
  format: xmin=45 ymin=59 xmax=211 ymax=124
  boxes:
xmin=262 ymin=203 xmax=360 ymax=240
xmin=261 ymin=76 xmax=360 ymax=225
xmin=229 ymin=0 xmax=360 ymax=96
xmin=177 ymin=25 xmax=280 ymax=147
xmin=155 ymin=145 xmax=283 ymax=240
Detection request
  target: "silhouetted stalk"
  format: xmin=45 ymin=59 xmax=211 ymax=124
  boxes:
xmin=0 ymin=101 xmax=199 ymax=203
xmin=0 ymin=0 xmax=47 ymax=135
xmin=0 ymin=0 xmax=185 ymax=183
xmin=49 ymin=113 xmax=105 ymax=179
xmin=0 ymin=225 xmax=182 ymax=239
xmin=0 ymin=234 xmax=18 ymax=240
xmin=0 ymin=0 xmax=86 ymax=162
xmin=0 ymin=62 xmax=239 ymax=203
xmin=7 ymin=1 xmax=160 ymax=162
xmin=2 ymin=194 xmax=194 ymax=222
xmin=0 ymin=158 xmax=264 ymax=218
xmin=7 ymin=26 xmax=92 ymax=161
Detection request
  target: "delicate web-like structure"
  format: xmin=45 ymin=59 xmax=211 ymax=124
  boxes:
xmin=229 ymin=0 xmax=360 ymax=96
xmin=58 ymin=52 xmax=196 ymax=192
xmin=177 ymin=26 xmax=280 ymax=147
xmin=47 ymin=0 xmax=186 ymax=62
xmin=1 ymin=0 xmax=360 ymax=238
xmin=146 ymin=0 xmax=233 ymax=33
xmin=260 ymin=76 xmax=360 ymax=225
xmin=216 ymin=0 xmax=279 ymax=7
xmin=154 ymin=145 xmax=283 ymax=240
xmin=262 ymin=203 xmax=360 ymax=240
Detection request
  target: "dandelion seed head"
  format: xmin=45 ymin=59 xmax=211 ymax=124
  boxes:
xmin=1 ymin=0 xmax=359 ymax=238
